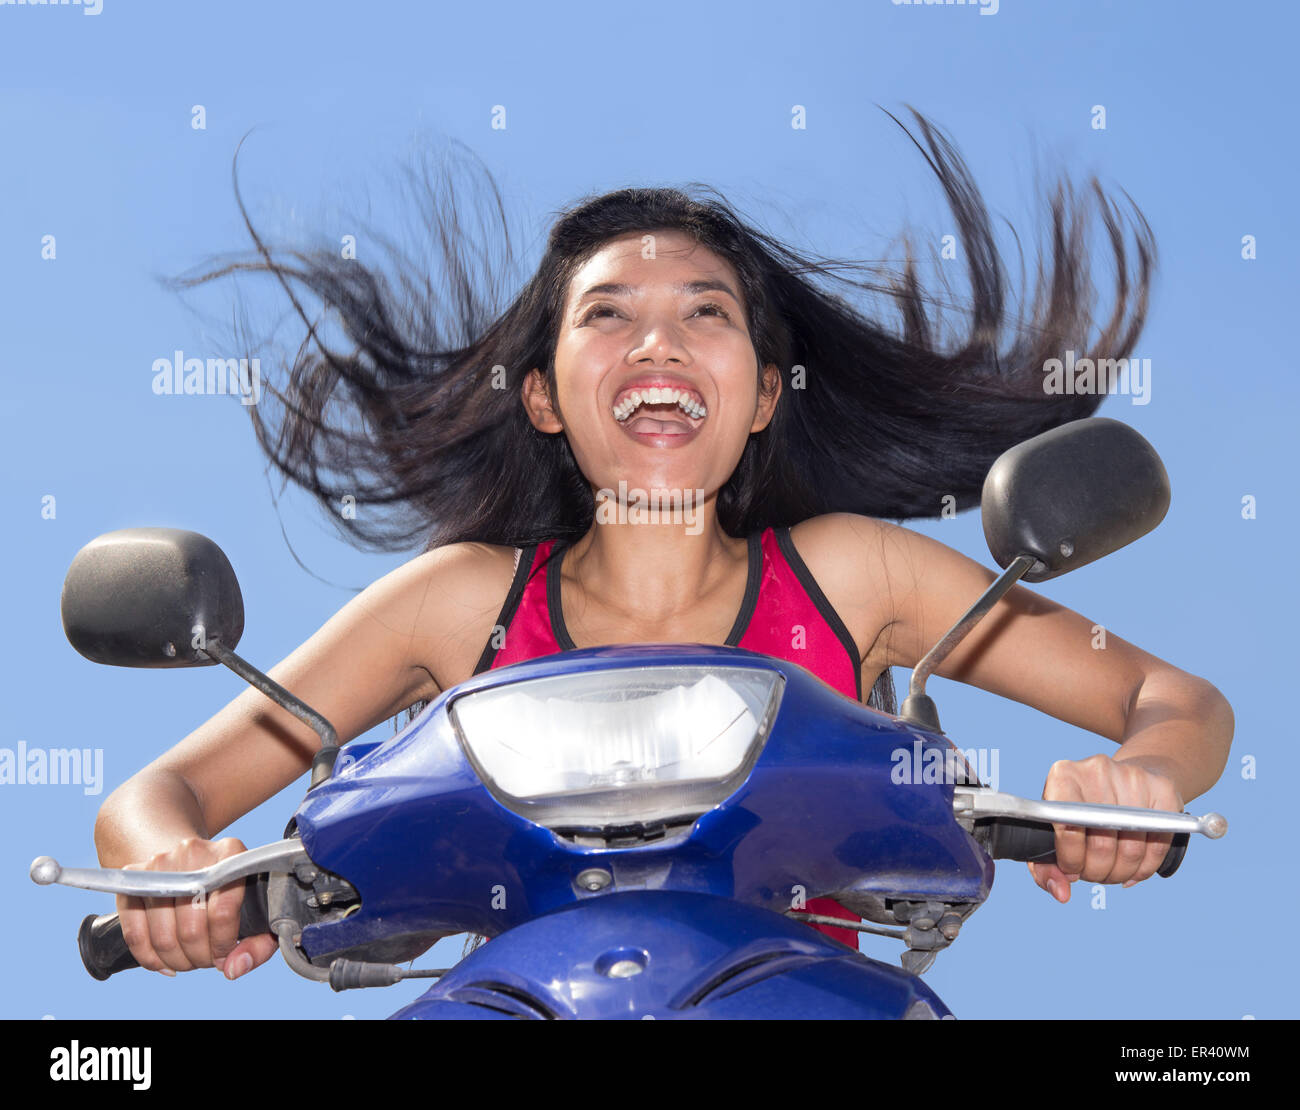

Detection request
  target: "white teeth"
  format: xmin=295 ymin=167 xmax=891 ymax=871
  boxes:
xmin=611 ymin=388 xmax=708 ymax=423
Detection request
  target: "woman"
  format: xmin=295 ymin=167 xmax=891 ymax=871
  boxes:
xmin=95 ymin=108 xmax=1234 ymax=981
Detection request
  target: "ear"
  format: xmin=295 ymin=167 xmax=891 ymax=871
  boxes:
xmin=521 ymin=367 xmax=564 ymax=433
xmin=750 ymin=363 xmax=782 ymax=433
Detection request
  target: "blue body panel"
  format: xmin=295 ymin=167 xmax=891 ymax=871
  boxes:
xmin=389 ymin=891 xmax=952 ymax=1020
xmin=288 ymin=643 xmax=994 ymax=1018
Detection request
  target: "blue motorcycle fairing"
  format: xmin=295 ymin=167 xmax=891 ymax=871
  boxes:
xmin=291 ymin=644 xmax=993 ymax=963
xmin=388 ymin=890 xmax=953 ymax=1020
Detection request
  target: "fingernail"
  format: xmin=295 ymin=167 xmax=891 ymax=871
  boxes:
xmin=158 ymin=968 xmax=176 ymax=978
xmin=1123 ymin=878 xmax=1138 ymax=888
xmin=1065 ymin=874 xmax=1080 ymax=882
xmin=227 ymin=953 xmax=253 ymax=980
xmin=1047 ymin=879 xmax=1064 ymax=901
xmin=213 ymin=956 xmax=227 ymax=971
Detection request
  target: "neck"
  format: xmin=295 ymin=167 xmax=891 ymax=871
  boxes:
xmin=562 ymin=490 xmax=747 ymax=624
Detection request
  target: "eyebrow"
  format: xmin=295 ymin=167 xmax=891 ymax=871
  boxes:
xmin=575 ymin=279 xmax=741 ymax=303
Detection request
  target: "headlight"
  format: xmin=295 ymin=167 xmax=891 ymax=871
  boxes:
xmin=449 ymin=665 xmax=784 ymax=831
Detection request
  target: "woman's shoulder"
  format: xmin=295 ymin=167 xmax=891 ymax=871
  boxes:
xmin=785 ymin=512 xmax=930 ymax=574
xmin=400 ymin=540 xmax=523 ymax=606
xmin=785 ymin=512 xmax=1020 ymax=646
xmin=360 ymin=541 xmax=525 ymax=692
xmin=785 ymin=512 xmax=894 ymax=578
xmin=351 ymin=541 xmax=523 ymax=646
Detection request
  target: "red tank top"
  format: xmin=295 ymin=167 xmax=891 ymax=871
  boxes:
xmin=473 ymin=526 xmax=866 ymax=949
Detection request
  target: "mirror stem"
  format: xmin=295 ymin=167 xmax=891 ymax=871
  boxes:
xmin=899 ymin=554 xmax=1038 ymax=733
xmin=200 ymin=638 xmax=341 ymax=790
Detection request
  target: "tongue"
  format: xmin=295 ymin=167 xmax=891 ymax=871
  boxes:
xmin=626 ymin=412 xmax=692 ymax=434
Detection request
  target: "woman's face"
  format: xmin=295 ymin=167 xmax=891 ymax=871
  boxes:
xmin=523 ymin=229 xmax=780 ymax=503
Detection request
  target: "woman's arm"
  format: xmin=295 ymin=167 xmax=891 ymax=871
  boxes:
xmin=93 ymin=540 xmax=515 ymax=975
xmin=795 ymin=513 xmax=1235 ymax=900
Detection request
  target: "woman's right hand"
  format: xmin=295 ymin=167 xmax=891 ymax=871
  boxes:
xmin=116 ymin=836 xmax=278 ymax=980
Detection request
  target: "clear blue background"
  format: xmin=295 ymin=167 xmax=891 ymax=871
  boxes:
xmin=1 ymin=0 xmax=1292 ymax=1020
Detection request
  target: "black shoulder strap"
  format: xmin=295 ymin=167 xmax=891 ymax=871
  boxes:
xmin=723 ymin=531 xmax=763 ymax=646
xmin=773 ymin=525 xmax=863 ymax=702
xmin=472 ymin=544 xmax=539 ymax=675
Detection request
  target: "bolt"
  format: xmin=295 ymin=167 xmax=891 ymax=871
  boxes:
xmin=576 ymin=868 xmax=612 ymax=892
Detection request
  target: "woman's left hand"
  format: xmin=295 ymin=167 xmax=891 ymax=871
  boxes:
xmin=1027 ymin=753 xmax=1185 ymax=903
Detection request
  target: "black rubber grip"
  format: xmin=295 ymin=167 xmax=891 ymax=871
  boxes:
xmin=985 ymin=818 xmax=1189 ymax=877
xmin=78 ymin=874 xmax=271 ymax=980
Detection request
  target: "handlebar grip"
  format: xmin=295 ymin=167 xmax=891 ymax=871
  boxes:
xmin=78 ymin=874 xmax=271 ymax=981
xmin=985 ymin=819 xmax=1189 ymax=877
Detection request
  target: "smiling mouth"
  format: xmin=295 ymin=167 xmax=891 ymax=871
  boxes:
xmin=611 ymin=386 xmax=708 ymax=433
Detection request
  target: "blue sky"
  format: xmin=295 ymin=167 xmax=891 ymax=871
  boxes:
xmin=1 ymin=0 xmax=1293 ymax=1019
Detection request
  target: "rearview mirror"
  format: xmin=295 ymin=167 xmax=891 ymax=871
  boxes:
xmin=61 ymin=528 xmax=245 ymax=667
xmin=981 ymin=418 xmax=1170 ymax=583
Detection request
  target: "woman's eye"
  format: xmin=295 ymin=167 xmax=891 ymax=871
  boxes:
xmin=581 ymin=302 xmax=730 ymax=324
xmin=694 ymin=302 xmax=731 ymax=320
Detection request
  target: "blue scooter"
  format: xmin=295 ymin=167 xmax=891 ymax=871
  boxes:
xmin=31 ymin=417 xmax=1227 ymax=1019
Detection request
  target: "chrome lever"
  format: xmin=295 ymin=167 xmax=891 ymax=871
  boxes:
xmin=29 ymin=838 xmax=309 ymax=898
xmin=952 ymin=787 xmax=1227 ymax=838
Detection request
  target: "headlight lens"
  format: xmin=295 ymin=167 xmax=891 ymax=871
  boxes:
xmin=449 ymin=665 xmax=784 ymax=831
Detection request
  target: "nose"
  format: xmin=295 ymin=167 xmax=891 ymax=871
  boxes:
xmin=628 ymin=317 xmax=691 ymax=366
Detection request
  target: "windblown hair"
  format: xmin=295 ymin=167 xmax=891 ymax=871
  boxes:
xmin=171 ymin=106 xmax=1156 ymax=717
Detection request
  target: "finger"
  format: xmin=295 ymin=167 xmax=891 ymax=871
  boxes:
xmin=155 ymin=839 xmax=216 ymax=969
xmin=222 ymin=932 xmax=278 ymax=981
xmin=1128 ymin=831 xmax=1174 ymax=886
xmin=206 ymin=838 xmax=249 ymax=964
xmin=1027 ymin=860 xmax=1072 ymax=903
xmin=1108 ymin=762 xmax=1175 ymax=884
xmin=1129 ymin=767 xmax=1182 ymax=885
xmin=206 ymin=881 xmax=244 ymax=965
xmin=134 ymin=844 xmax=199 ymax=972
xmin=1080 ymin=768 xmax=1120 ymax=882
xmin=1043 ymin=762 xmax=1088 ymax=876
xmin=143 ymin=896 xmax=196 ymax=973
xmin=1106 ymin=827 xmax=1151 ymax=884
xmin=116 ymin=885 xmax=166 ymax=974
xmin=1100 ymin=763 xmax=1154 ymax=883
xmin=175 ymin=888 xmax=215 ymax=969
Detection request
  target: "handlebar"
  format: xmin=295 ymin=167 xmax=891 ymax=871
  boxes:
xmin=77 ymin=875 xmax=271 ymax=981
xmin=983 ymin=818 xmax=1189 ymax=876
xmin=35 ymin=789 xmax=1227 ymax=980
xmin=954 ymin=786 xmax=1224 ymax=879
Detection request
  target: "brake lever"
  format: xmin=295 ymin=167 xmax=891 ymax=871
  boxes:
xmin=29 ymin=839 xmax=310 ymax=898
xmin=951 ymin=787 xmax=1227 ymax=838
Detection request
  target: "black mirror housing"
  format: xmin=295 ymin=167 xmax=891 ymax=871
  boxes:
xmin=61 ymin=528 xmax=245 ymax=667
xmin=981 ymin=418 xmax=1171 ymax=583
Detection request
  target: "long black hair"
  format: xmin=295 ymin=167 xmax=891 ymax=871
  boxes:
xmin=170 ymin=105 xmax=1156 ymax=717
